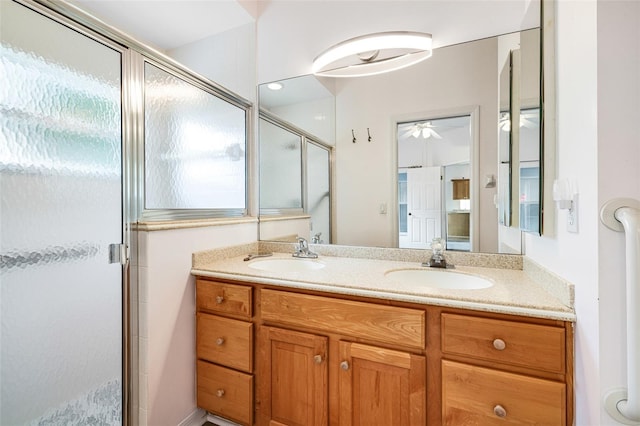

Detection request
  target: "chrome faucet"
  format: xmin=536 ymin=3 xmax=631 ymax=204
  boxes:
xmin=311 ymin=232 xmax=322 ymax=244
xmin=293 ymin=237 xmax=318 ymax=259
xmin=422 ymin=237 xmax=451 ymax=269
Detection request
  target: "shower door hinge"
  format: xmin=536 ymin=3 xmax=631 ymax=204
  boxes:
xmin=109 ymin=243 xmax=128 ymax=265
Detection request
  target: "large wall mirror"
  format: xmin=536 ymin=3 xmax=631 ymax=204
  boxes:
xmin=258 ymin=1 xmax=552 ymax=255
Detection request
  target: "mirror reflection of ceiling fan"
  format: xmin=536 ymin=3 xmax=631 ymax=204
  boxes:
xmin=403 ymin=121 xmax=443 ymax=139
xmin=499 ymin=110 xmax=539 ymax=132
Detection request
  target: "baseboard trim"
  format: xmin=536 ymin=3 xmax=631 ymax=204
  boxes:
xmin=206 ymin=413 xmax=241 ymax=426
xmin=177 ymin=408 xmax=207 ymax=426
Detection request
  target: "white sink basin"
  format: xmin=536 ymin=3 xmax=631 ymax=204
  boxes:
xmin=384 ymin=268 xmax=493 ymax=290
xmin=247 ymin=258 xmax=325 ymax=272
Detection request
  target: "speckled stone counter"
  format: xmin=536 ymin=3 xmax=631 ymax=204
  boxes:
xmin=192 ymin=243 xmax=575 ymax=322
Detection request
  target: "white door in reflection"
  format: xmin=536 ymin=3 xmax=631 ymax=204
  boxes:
xmin=1 ymin=2 xmax=123 ymax=424
xmin=399 ymin=167 xmax=442 ymax=249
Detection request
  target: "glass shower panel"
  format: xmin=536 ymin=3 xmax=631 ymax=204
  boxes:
xmin=144 ymin=63 xmax=247 ymax=210
xmin=259 ymin=118 xmax=303 ymax=210
xmin=306 ymin=142 xmax=330 ymax=243
xmin=1 ymin=1 xmax=123 ymax=424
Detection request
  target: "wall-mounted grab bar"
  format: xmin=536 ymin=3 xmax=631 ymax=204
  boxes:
xmin=601 ymin=197 xmax=640 ymax=425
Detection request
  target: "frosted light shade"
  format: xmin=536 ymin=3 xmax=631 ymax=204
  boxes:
xmin=312 ymin=31 xmax=432 ymax=78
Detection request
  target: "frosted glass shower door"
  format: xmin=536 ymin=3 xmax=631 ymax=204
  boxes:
xmin=307 ymin=142 xmax=330 ymax=244
xmin=1 ymin=1 xmax=124 ymax=425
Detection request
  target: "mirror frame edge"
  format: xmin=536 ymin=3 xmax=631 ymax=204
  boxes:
xmin=541 ymin=0 xmax=557 ymax=237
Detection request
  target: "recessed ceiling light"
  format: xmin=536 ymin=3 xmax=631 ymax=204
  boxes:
xmin=267 ymin=82 xmax=283 ymax=91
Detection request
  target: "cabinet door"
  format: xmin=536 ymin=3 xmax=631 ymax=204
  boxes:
xmin=257 ymin=326 xmax=328 ymax=426
xmin=338 ymin=342 xmax=426 ymax=426
xmin=452 ymin=179 xmax=470 ymax=200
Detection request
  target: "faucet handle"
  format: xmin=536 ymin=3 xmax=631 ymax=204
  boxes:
xmin=297 ymin=236 xmax=308 ymax=249
xmin=431 ymin=237 xmax=444 ymax=255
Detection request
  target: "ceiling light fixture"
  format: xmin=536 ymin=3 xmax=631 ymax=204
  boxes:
xmin=312 ymin=31 xmax=432 ymax=78
xmin=403 ymin=122 xmax=442 ymax=140
xmin=267 ymin=82 xmax=284 ymax=91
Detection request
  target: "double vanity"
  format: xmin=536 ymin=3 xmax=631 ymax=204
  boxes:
xmin=191 ymin=242 xmax=575 ymax=425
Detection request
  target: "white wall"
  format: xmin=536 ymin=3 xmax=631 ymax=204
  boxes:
xmin=525 ymin=1 xmax=640 ymax=424
xmin=596 ymin=0 xmax=640 ymax=423
xmin=269 ymin=97 xmax=336 ymax=145
xmin=167 ymin=23 xmax=257 ymax=103
xmin=255 ymin=1 xmax=540 ymax=84
xmin=258 ymin=217 xmax=310 ymax=242
xmin=137 ymin=222 xmax=257 ymax=426
xmin=334 ymin=38 xmax=498 ymax=250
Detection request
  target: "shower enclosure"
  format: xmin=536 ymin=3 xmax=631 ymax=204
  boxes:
xmin=1 ymin=1 xmax=127 ymax=424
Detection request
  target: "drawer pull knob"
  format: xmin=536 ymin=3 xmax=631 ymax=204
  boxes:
xmin=493 ymin=404 xmax=507 ymax=419
xmin=493 ymin=338 xmax=506 ymax=351
xmin=340 ymin=361 xmax=350 ymax=371
xmin=216 ymin=389 xmax=225 ymax=398
xmin=215 ymin=296 xmax=225 ymax=304
xmin=314 ymin=354 xmax=323 ymax=364
xmin=493 ymin=404 xmax=507 ymax=418
xmin=216 ymin=337 xmax=225 ymax=346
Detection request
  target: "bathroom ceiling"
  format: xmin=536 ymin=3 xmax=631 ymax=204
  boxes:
xmin=69 ymin=0 xmax=256 ymax=50
xmin=70 ymin=0 xmax=539 ymax=52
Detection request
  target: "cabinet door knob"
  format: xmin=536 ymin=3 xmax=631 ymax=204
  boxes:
xmin=215 ymin=296 xmax=224 ymax=304
xmin=314 ymin=354 xmax=323 ymax=364
xmin=216 ymin=337 xmax=225 ymax=346
xmin=340 ymin=361 xmax=350 ymax=371
xmin=493 ymin=404 xmax=507 ymax=418
xmin=216 ymin=389 xmax=225 ymax=398
xmin=493 ymin=338 xmax=506 ymax=351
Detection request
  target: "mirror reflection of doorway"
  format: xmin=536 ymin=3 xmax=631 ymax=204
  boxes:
xmin=397 ymin=115 xmax=472 ymax=251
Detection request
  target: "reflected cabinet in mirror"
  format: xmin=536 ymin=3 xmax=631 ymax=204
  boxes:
xmin=258 ymin=2 xmax=554 ymax=254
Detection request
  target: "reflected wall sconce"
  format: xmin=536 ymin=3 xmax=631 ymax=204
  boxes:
xmin=553 ymin=179 xmax=579 ymax=233
xmin=312 ymin=31 xmax=432 ymax=78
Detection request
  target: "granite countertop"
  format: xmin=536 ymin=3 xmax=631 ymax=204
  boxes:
xmin=191 ymin=245 xmax=575 ymax=322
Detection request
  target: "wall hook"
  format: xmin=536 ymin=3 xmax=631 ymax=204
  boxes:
xmin=367 ymin=128 xmax=372 ymax=142
xmin=352 ymin=129 xmax=356 ymax=143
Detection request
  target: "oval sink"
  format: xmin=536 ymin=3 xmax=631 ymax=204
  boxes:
xmin=384 ymin=268 xmax=493 ymax=290
xmin=247 ymin=258 xmax=325 ymax=272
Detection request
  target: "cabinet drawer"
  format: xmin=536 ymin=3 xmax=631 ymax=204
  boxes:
xmin=441 ymin=313 xmax=565 ymax=374
xmin=197 ymin=313 xmax=253 ymax=373
xmin=261 ymin=289 xmax=425 ymax=349
xmin=197 ymin=360 xmax=253 ymax=426
xmin=442 ymin=360 xmax=566 ymax=425
xmin=197 ymin=279 xmax=252 ymax=318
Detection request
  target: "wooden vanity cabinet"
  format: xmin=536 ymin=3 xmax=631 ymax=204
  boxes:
xmin=256 ymin=289 xmax=426 ymax=426
xmin=257 ymin=326 xmax=328 ymax=425
xmin=194 ymin=277 xmax=574 ymax=426
xmin=196 ymin=279 xmax=254 ymax=426
xmin=338 ymin=341 xmax=426 ymax=426
xmin=438 ymin=312 xmax=573 ymax=425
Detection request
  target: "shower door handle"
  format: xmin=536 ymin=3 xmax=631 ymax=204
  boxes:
xmin=109 ymin=243 xmax=127 ymax=265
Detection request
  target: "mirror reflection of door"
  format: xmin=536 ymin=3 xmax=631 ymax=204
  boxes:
xmin=398 ymin=167 xmax=442 ymax=249
xmin=397 ymin=115 xmax=472 ymax=251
